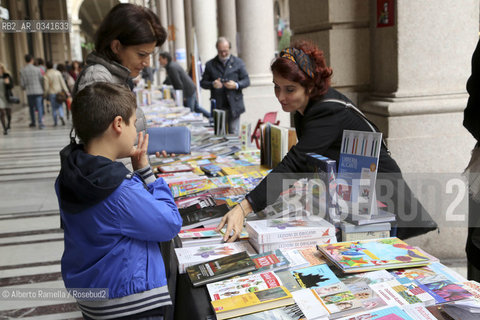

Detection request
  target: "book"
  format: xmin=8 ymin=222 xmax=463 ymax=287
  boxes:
xmin=158 ymin=163 xmax=194 ymax=173
xmin=186 ymin=251 xmax=256 ymax=287
xmin=174 ymin=241 xmax=256 ymax=273
xmin=214 ymin=109 xmax=227 ymax=136
xmin=249 ymin=236 xmax=336 ymax=254
xmin=336 ymin=306 xmax=415 ymax=320
xmin=317 ymin=237 xmax=432 ymax=273
xmin=291 ymin=289 xmax=329 ymax=320
xmin=340 ymin=221 xmax=391 ymax=241
xmin=289 ymin=264 xmax=362 ymax=318
xmin=299 ymin=247 xmax=327 ymax=266
xmin=211 ymin=286 xmax=295 ymax=320
xmin=227 ymin=303 xmax=305 ymax=320
xmin=369 ymin=279 xmax=436 ymax=307
xmin=305 ymin=153 xmax=339 ymax=221
xmin=246 ymin=217 xmax=335 ymax=244
xmin=404 ymin=305 xmax=441 ymax=320
xmin=337 ymin=130 xmax=382 ymax=217
xmin=206 ymin=271 xmax=283 ymax=301
xmin=344 ymin=209 xmax=396 ymax=226
xmin=251 ymin=250 xmax=291 ymax=273
xmin=180 ymin=203 xmax=229 ymax=230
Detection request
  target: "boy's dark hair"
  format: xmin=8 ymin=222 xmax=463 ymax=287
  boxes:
xmin=25 ymin=54 xmax=33 ymax=63
xmin=46 ymin=61 xmax=54 ymax=69
xmin=95 ymin=3 xmax=167 ymax=63
xmin=159 ymin=52 xmax=172 ymax=64
xmin=72 ymin=83 xmax=137 ymax=145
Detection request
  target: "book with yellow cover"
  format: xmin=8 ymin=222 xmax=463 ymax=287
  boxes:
xmin=211 ymin=286 xmax=295 ymax=320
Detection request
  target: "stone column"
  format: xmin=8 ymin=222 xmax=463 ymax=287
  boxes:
xmin=191 ymin=0 xmax=217 ymax=64
xmin=156 ymin=0 xmax=169 ymax=52
xmin=236 ymin=0 xmax=275 ymax=86
xmin=69 ymin=20 xmax=83 ymax=62
xmin=184 ymin=0 xmax=193 ymax=65
xmin=171 ymin=0 xmax=187 ymax=69
xmin=234 ymin=0 xmax=281 ymax=127
xmin=217 ymin=0 xmax=237 ymax=55
xmin=362 ymin=0 xmax=478 ymax=173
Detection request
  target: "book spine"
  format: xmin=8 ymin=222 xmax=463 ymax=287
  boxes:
xmin=254 ymin=237 xmax=336 ymax=253
xmin=253 ymin=228 xmax=335 ymax=244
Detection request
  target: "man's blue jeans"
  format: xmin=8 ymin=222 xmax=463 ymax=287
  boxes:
xmin=185 ymin=94 xmax=210 ymax=118
xmin=27 ymin=94 xmax=44 ymax=127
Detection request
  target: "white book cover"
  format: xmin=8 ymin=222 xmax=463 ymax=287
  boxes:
xmin=249 ymin=236 xmax=336 ymax=254
xmin=291 ymin=289 xmax=329 ymax=320
xmin=246 ymin=217 xmax=335 ymax=244
xmin=404 ymin=305 xmax=438 ymax=320
xmin=369 ymin=279 xmax=435 ymax=308
xmin=206 ymin=271 xmax=282 ymax=301
xmin=174 ymin=241 xmax=256 ymax=274
xmin=280 ymin=249 xmax=310 ymax=270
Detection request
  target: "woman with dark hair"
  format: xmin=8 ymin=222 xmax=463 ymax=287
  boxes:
xmin=217 ymin=40 xmax=437 ymax=242
xmin=73 ymin=3 xmax=167 ymax=136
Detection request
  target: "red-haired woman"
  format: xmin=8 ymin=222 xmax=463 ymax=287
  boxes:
xmin=217 ymin=41 xmax=437 ymax=242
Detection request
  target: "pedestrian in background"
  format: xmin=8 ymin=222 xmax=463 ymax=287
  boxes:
xmin=159 ymin=51 xmax=210 ymax=118
xmin=0 ymin=62 xmax=13 ymax=135
xmin=200 ymin=37 xmax=250 ymax=135
xmin=44 ymin=61 xmax=69 ymax=126
xmin=20 ymin=54 xmax=45 ymax=129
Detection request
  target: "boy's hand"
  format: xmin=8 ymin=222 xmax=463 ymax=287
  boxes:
xmin=130 ymin=132 xmax=149 ymax=171
xmin=155 ymin=151 xmax=176 ymax=158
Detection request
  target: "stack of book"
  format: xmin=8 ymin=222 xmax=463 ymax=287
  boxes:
xmin=246 ymin=217 xmax=336 ymax=253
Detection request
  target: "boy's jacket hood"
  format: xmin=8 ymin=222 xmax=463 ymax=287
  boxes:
xmin=56 ymin=143 xmax=130 ymax=214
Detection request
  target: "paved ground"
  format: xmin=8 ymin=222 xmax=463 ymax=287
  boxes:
xmin=0 ymin=104 xmax=82 ymax=319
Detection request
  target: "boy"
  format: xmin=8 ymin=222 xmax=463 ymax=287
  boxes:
xmin=55 ymin=83 xmax=182 ymax=319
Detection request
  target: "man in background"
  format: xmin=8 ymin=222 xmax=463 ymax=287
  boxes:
xmin=200 ymin=37 xmax=250 ymax=135
xmin=159 ymin=52 xmax=210 ymax=118
xmin=20 ymin=54 xmax=45 ymax=129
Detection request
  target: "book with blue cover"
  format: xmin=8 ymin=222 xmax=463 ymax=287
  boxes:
xmin=337 ymin=130 xmax=382 ymax=218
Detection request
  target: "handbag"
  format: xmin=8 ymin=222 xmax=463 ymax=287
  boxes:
xmin=7 ymin=94 xmax=20 ymax=104
xmin=147 ymin=126 xmax=191 ymax=155
xmin=56 ymin=91 xmax=67 ymax=104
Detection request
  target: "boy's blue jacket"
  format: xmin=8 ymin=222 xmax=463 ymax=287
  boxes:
xmin=55 ymin=143 xmax=182 ymax=318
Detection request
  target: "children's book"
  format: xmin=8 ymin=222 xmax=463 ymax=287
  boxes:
xmin=251 ymin=250 xmax=291 ymax=273
xmin=211 ymin=286 xmax=295 ymax=320
xmin=206 ymin=271 xmax=283 ymax=301
xmin=404 ymin=305 xmax=442 ymax=320
xmin=337 ymin=130 xmax=382 ymax=217
xmin=246 ymin=217 xmax=335 ymax=244
xmin=336 ymin=306 xmax=415 ymax=320
xmin=226 ymin=303 xmax=305 ymax=320
xmin=299 ymin=247 xmax=327 ymax=266
xmin=317 ymin=237 xmax=432 ymax=273
xmin=174 ymin=241 xmax=256 ymax=273
xmin=291 ymin=289 xmax=329 ymax=320
xmin=290 ymin=264 xmax=362 ymax=317
xmin=186 ymin=251 xmax=256 ymax=287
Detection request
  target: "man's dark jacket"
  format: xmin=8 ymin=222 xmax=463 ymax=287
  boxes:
xmin=165 ymin=61 xmax=195 ymax=98
xmin=200 ymin=55 xmax=250 ymax=118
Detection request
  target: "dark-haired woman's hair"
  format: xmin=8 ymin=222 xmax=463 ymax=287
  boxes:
xmin=57 ymin=64 xmax=65 ymax=72
xmin=95 ymin=3 xmax=167 ymax=63
xmin=271 ymin=40 xmax=333 ymax=100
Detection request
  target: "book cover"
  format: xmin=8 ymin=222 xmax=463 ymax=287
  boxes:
xmin=337 ymin=130 xmax=382 ymax=217
xmin=226 ymin=303 xmax=305 ymax=320
xmin=158 ymin=163 xmax=194 ymax=173
xmin=249 ymin=236 xmax=336 ymax=254
xmin=206 ymin=271 xmax=283 ymax=301
xmin=246 ymin=218 xmax=335 ymax=244
xmin=174 ymin=241 xmax=256 ymax=273
xmin=336 ymin=306 xmax=415 ymax=320
xmin=251 ymin=250 xmax=291 ymax=273
xmin=180 ymin=203 xmax=229 ymax=230
xmin=344 ymin=209 xmax=396 ymax=226
xmin=342 ymin=230 xmax=391 ymax=242
xmin=305 ymin=153 xmax=339 ymax=221
xmin=317 ymin=237 xmax=432 ymax=273
xmin=186 ymin=251 xmax=256 ymax=287
xmin=369 ymin=279 xmax=436 ymax=307
xmin=291 ymin=289 xmax=329 ymax=320
xmin=404 ymin=305 xmax=443 ymax=320
xmin=299 ymin=247 xmax=327 ymax=266
xmin=211 ymin=286 xmax=295 ymax=320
